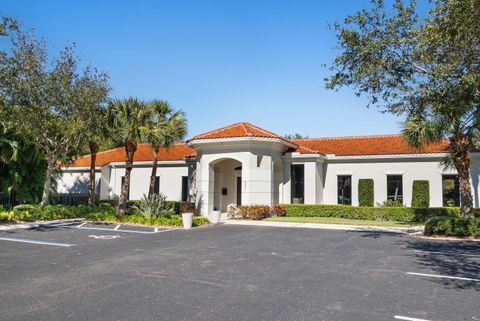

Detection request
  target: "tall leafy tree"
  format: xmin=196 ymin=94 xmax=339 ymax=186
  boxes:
xmin=144 ymin=100 xmax=187 ymax=196
xmin=74 ymin=67 xmax=110 ymax=206
xmin=326 ymin=0 xmax=480 ymax=217
xmin=0 ymin=28 xmax=85 ymax=205
xmin=107 ymin=98 xmax=151 ymax=214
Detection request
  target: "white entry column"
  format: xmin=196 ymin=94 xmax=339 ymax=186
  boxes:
xmin=242 ymin=153 xmax=274 ymax=206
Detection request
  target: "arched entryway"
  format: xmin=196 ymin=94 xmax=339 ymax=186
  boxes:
xmin=210 ymin=158 xmax=243 ymax=212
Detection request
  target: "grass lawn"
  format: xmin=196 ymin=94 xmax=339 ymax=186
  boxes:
xmin=264 ymin=216 xmax=422 ymax=227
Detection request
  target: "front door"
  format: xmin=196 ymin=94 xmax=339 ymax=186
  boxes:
xmin=236 ymin=177 xmax=242 ymax=205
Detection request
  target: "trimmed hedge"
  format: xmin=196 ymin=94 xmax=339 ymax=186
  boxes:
xmin=358 ymin=179 xmax=374 ymax=206
xmin=282 ymin=204 xmax=480 ymax=223
xmin=9 ymin=204 xmax=115 ymax=222
xmin=425 ymin=216 xmax=480 ymax=238
xmin=412 ymin=180 xmax=430 ymax=208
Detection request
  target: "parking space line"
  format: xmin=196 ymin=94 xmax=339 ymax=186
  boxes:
xmin=75 ymin=225 xmax=177 ymax=234
xmin=406 ymin=272 xmax=480 ymax=282
xmin=394 ymin=316 xmax=432 ymax=321
xmin=412 ymin=250 xmax=480 ymax=257
xmin=0 ymin=237 xmax=76 ymax=247
xmin=113 ymin=224 xmax=121 ymax=230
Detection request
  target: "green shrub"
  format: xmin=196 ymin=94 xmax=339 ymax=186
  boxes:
xmin=9 ymin=203 xmax=116 ymax=222
xmin=85 ymin=212 xmax=208 ymax=227
xmin=425 ymin=216 xmax=480 ymax=238
xmin=193 ymin=216 xmax=209 ymax=226
xmin=379 ymin=199 xmax=404 ymax=207
xmin=238 ymin=205 xmax=271 ymax=220
xmin=281 ymin=204 xmax=479 ymax=223
xmin=133 ymin=193 xmax=173 ymax=218
xmin=104 ymin=199 xmax=195 ymax=214
xmin=412 ymin=180 xmax=430 ymax=208
xmin=358 ymin=179 xmax=374 ymax=206
xmin=234 ymin=205 xmax=287 ymax=220
xmin=270 ymin=205 xmax=287 ymax=217
xmin=0 ymin=211 xmax=14 ymax=223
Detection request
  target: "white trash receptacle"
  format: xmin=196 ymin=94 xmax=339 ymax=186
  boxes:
xmin=182 ymin=212 xmax=194 ymax=229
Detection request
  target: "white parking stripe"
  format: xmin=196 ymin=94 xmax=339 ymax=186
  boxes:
xmin=0 ymin=237 xmax=76 ymax=247
xmin=113 ymin=224 xmax=121 ymax=230
xmin=413 ymin=250 xmax=480 ymax=257
xmin=394 ymin=316 xmax=432 ymax=321
xmin=406 ymin=272 xmax=480 ymax=282
xmin=75 ymin=225 xmax=176 ymax=234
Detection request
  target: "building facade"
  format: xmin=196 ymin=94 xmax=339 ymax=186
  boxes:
xmin=58 ymin=122 xmax=479 ymax=216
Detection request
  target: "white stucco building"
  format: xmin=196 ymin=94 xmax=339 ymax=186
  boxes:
xmin=58 ymin=122 xmax=479 ymax=216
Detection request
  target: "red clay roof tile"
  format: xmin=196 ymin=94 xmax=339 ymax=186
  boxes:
xmin=189 ymin=122 xmax=298 ymax=147
xmin=67 ymin=143 xmax=196 ymax=168
xmin=292 ymin=134 xmax=450 ymax=156
xmin=66 ymin=125 xmax=457 ymax=168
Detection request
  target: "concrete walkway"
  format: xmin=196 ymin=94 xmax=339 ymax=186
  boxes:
xmin=223 ymin=219 xmax=424 ymax=234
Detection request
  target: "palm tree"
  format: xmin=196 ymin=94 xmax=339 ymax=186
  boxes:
xmin=74 ymin=66 xmax=110 ymax=207
xmin=144 ymin=100 xmax=187 ymax=196
xmin=402 ymin=110 xmax=480 ymax=218
xmin=107 ymin=98 xmax=151 ymax=215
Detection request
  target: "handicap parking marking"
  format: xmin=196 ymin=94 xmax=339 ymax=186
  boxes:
xmin=0 ymin=236 xmax=76 ymax=247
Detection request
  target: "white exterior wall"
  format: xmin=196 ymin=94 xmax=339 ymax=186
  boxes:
xmin=192 ymin=141 xmax=288 ymax=216
xmin=105 ymin=164 xmax=188 ymax=201
xmin=57 ymin=169 xmax=100 ymax=194
xmin=58 ymin=145 xmax=480 ymax=211
xmin=323 ymin=157 xmax=480 ymax=207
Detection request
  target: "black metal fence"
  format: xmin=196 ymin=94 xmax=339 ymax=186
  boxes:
xmin=0 ymin=192 xmax=14 ymax=208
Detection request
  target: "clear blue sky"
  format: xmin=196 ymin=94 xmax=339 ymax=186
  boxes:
xmin=2 ymin=0 xmax=404 ymax=138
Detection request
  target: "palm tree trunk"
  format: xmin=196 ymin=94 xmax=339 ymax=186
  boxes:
xmin=148 ymin=146 xmax=159 ymax=196
xmin=458 ymin=164 xmax=474 ymax=218
xmin=117 ymin=140 xmax=137 ymax=215
xmin=450 ymin=133 xmax=474 ymax=218
xmin=88 ymin=141 xmax=99 ymax=207
xmin=41 ymin=155 xmax=55 ymax=206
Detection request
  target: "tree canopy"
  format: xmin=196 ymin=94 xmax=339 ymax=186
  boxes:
xmin=326 ymin=0 xmax=480 ymax=217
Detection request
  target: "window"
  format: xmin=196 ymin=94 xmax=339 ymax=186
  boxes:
xmin=291 ymin=164 xmax=304 ymax=204
xmin=337 ymin=175 xmax=352 ymax=205
xmin=154 ymin=177 xmax=160 ymax=194
xmin=442 ymin=175 xmax=459 ymax=207
xmin=121 ymin=176 xmax=130 ymax=200
xmin=387 ymin=175 xmax=403 ymax=201
xmin=182 ymin=176 xmax=189 ymax=202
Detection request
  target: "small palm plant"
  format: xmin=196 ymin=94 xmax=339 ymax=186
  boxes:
xmin=133 ymin=193 xmax=172 ymax=219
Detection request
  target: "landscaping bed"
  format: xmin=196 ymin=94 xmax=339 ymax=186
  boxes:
xmin=265 ymin=216 xmax=421 ymax=228
xmin=281 ymin=204 xmax=479 ymax=222
xmin=0 ymin=201 xmax=209 ymax=228
xmin=424 ymin=216 xmax=480 ymax=238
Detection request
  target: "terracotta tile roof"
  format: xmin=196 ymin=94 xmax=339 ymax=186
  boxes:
xmin=292 ymin=134 xmax=450 ymax=156
xmin=66 ymin=143 xmax=196 ymax=167
xmin=189 ymin=122 xmax=298 ymax=147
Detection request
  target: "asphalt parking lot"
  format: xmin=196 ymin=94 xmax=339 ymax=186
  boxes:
xmin=0 ymin=223 xmax=479 ymax=321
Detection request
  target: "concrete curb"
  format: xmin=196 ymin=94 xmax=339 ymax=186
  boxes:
xmin=223 ymin=219 xmax=424 ymax=234
xmin=0 ymin=218 xmax=84 ymax=231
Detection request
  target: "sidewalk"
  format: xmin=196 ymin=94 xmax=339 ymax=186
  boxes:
xmin=223 ymin=219 xmax=424 ymax=234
